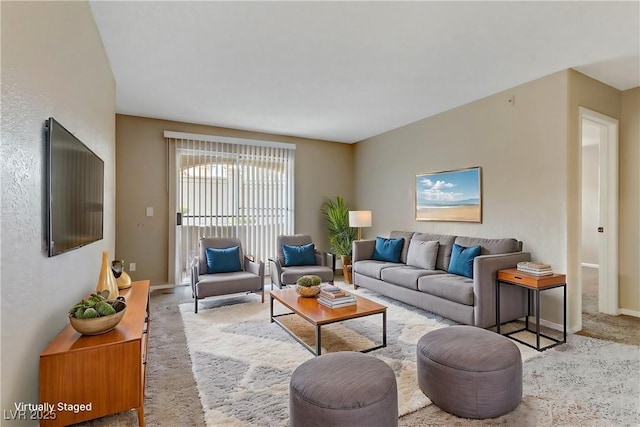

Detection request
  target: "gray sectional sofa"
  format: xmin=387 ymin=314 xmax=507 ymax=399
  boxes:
xmin=352 ymin=231 xmax=531 ymax=328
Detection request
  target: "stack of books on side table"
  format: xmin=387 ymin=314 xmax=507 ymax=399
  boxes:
xmin=318 ymin=284 xmax=356 ymax=308
xmin=517 ymin=261 xmax=554 ymax=276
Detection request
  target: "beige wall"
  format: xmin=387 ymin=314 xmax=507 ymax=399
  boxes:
xmin=355 ymin=71 xmax=572 ymax=326
xmin=116 ymin=115 xmax=354 ymax=285
xmin=620 ymin=87 xmax=640 ymax=313
xmin=354 ymin=70 xmax=638 ymax=329
xmin=567 ymin=70 xmax=622 ymax=327
xmin=0 ymin=1 xmax=115 ymax=423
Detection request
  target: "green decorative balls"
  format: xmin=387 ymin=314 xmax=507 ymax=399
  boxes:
xmin=296 ymin=275 xmax=322 ymax=287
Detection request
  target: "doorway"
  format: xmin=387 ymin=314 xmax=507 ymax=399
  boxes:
xmin=579 ymin=107 xmax=619 ymax=317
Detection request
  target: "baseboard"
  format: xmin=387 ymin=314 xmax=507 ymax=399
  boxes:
xmin=619 ymin=308 xmax=640 ymax=318
xmin=151 ymin=283 xmax=177 ymax=290
xmin=521 ymin=317 xmax=580 ymax=334
xmin=538 ymin=318 xmax=569 ymax=333
xmin=581 ymin=263 xmax=599 ymax=269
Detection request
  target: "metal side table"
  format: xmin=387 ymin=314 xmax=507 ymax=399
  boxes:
xmin=496 ymin=268 xmax=566 ymax=351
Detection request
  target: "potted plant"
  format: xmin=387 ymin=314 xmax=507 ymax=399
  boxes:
xmin=321 ymin=196 xmax=358 ymax=283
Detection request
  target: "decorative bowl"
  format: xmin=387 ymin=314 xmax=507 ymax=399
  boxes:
xmin=69 ymin=299 xmax=127 ymax=336
xmin=296 ymin=285 xmax=320 ymax=298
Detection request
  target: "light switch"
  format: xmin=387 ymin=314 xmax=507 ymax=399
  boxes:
xmin=146 ymin=207 xmax=153 ymax=217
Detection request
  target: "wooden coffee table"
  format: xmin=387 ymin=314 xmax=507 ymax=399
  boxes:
xmin=270 ymin=287 xmax=387 ymax=356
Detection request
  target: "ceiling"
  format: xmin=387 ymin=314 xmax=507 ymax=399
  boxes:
xmin=89 ymin=1 xmax=640 ymax=144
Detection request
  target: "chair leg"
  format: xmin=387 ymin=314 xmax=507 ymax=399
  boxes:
xmin=261 ymin=291 xmax=264 ymax=303
xmin=194 ymin=297 xmax=198 ymax=313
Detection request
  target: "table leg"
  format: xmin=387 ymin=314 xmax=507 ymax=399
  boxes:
xmin=316 ymin=325 xmax=322 ymax=356
xmin=563 ymin=284 xmax=567 ymax=343
xmin=136 ymin=406 xmax=145 ymax=427
xmin=535 ymin=289 xmax=541 ymax=351
xmin=270 ymin=295 xmax=274 ymax=323
xmin=525 ymin=289 xmax=530 ymax=331
xmin=496 ymin=281 xmax=501 ymax=334
xmin=382 ymin=311 xmax=387 ymax=347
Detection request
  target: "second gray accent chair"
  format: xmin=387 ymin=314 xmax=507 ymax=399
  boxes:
xmin=269 ymin=234 xmax=335 ymax=288
xmin=191 ymin=237 xmax=265 ymax=313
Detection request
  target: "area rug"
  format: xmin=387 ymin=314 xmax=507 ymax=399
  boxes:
xmin=179 ymin=289 xmax=541 ymax=427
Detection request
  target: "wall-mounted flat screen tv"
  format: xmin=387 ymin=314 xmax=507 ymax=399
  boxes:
xmin=45 ymin=117 xmax=104 ymax=257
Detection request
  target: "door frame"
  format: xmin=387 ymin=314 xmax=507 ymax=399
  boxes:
xmin=579 ymin=107 xmax=619 ymax=316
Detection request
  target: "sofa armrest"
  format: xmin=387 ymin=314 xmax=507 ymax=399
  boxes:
xmin=473 ymin=251 xmax=532 ymax=328
xmin=244 ymin=255 xmax=264 ymax=278
xmin=314 ymin=250 xmax=334 ymax=268
xmin=353 ymin=239 xmax=375 ymax=263
xmin=268 ymin=257 xmax=283 ymax=288
xmin=191 ymin=256 xmax=200 ymax=294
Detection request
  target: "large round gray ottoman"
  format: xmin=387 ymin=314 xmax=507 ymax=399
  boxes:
xmin=290 ymin=351 xmax=398 ymax=427
xmin=417 ymin=325 xmax=522 ymax=419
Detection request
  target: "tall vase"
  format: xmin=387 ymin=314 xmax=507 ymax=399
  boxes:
xmin=96 ymin=251 xmax=119 ymax=300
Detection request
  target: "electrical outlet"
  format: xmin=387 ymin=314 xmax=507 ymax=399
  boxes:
xmin=129 ymin=263 xmax=136 ymax=272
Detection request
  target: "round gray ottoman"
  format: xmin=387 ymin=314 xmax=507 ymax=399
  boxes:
xmin=417 ymin=325 xmax=522 ymax=419
xmin=290 ymin=351 xmax=398 ymax=427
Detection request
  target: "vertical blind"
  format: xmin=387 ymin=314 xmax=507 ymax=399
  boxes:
xmin=168 ymin=133 xmax=295 ymax=282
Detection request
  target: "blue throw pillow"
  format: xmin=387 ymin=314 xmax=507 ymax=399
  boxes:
xmin=448 ymin=243 xmax=481 ymax=278
xmin=283 ymin=243 xmax=317 ymax=266
xmin=372 ymin=237 xmax=404 ymax=263
xmin=205 ymin=246 xmax=242 ymax=274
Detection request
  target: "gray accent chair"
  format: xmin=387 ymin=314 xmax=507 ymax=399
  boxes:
xmin=269 ymin=234 xmax=335 ymax=289
xmin=191 ymin=237 xmax=264 ymax=313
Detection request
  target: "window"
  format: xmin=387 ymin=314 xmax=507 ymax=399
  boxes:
xmin=166 ymin=132 xmax=295 ymax=285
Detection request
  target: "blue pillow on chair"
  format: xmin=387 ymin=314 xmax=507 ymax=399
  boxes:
xmin=283 ymin=243 xmax=317 ymax=266
xmin=372 ymin=237 xmax=404 ymax=263
xmin=448 ymin=243 xmax=481 ymax=278
xmin=205 ymin=246 xmax=242 ymax=274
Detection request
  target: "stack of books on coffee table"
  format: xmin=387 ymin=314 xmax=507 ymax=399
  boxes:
xmin=318 ymin=284 xmax=356 ymax=308
xmin=516 ymin=261 xmax=554 ymax=276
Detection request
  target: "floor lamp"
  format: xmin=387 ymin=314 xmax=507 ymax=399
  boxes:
xmin=349 ymin=211 xmax=372 ymax=240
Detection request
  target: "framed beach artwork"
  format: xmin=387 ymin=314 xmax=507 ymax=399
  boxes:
xmin=415 ymin=167 xmax=482 ymax=222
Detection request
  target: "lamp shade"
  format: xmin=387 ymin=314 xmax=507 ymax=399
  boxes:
xmin=349 ymin=211 xmax=372 ymax=228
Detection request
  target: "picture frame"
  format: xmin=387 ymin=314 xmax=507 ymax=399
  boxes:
xmin=415 ymin=166 xmax=482 ymax=222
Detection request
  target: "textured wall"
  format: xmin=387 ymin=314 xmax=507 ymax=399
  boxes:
xmin=567 ymin=70 xmax=622 ymax=327
xmin=354 ymin=72 xmax=572 ymax=326
xmin=353 ymin=70 xmax=634 ymax=331
xmin=115 ymin=115 xmax=354 ymax=285
xmin=619 ymin=87 xmax=640 ymax=313
xmin=0 ymin=2 xmax=115 ymax=423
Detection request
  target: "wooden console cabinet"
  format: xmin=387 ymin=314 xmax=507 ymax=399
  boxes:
xmin=39 ymin=280 xmax=150 ymax=426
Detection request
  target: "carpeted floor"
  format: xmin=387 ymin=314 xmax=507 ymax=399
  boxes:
xmin=73 ymin=282 xmax=640 ymax=426
xmin=179 ymin=290 xmax=543 ymax=425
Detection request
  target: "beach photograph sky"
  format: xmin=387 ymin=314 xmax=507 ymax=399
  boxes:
xmin=416 ymin=168 xmax=480 ymax=207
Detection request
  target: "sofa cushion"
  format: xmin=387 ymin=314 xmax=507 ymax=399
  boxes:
xmin=390 ymin=231 xmax=415 ymax=264
xmin=454 ymin=236 xmax=520 ymax=255
xmin=448 ymin=243 xmax=481 ymax=278
xmin=380 ymin=266 xmax=444 ymax=290
xmin=283 ymin=243 xmax=317 ymax=266
xmin=372 ymin=237 xmax=404 ymax=263
xmin=418 ymin=274 xmax=474 ymax=306
xmin=353 ymin=260 xmax=400 ymax=280
xmin=406 ymin=240 xmax=439 ymax=270
xmin=205 ymin=246 xmax=242 ymax=274
xmin=196 ymin=270 xmax=262 ymax=296
xmin=411 ymin=233 xmax=457 ymax=271
xmin=281 ymin=265 xmax=334 ymax=284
